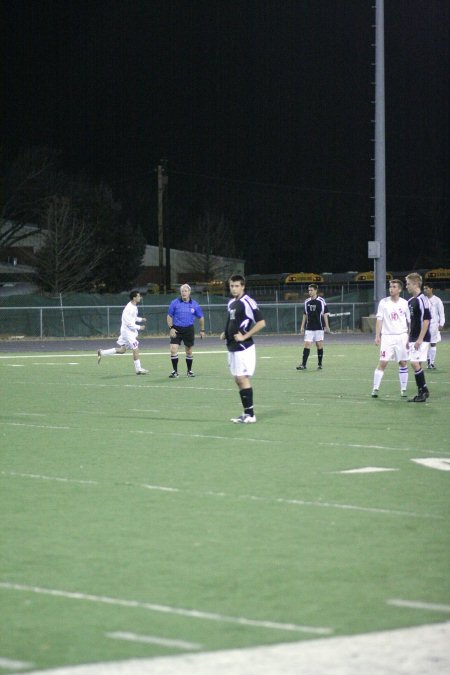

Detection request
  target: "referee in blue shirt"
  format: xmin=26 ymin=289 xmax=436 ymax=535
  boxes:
xmin=167 ymin=284 xmax=205 ymax=377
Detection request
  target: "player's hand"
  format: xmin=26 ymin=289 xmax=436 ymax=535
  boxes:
xmin=199 ymin=329 xmax=205 ymax=339
xmin=234 ymin=332 xmax=245 ymax=342
xmin=141 ymin=317 xmax=147 ymax=323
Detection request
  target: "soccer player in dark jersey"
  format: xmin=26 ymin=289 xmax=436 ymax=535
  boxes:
xmin=220 ymin=275 xmax=266 ymax=423
xmin=405 ymin=273 xmax=431 ymax=403
xmin=296 ymin=284 xmax=330 ymax=370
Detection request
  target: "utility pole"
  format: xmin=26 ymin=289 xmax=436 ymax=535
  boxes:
xmin=370 ymin=0 xmax=387 ymax=309
xmin=157 ymin=159 xmax=168 ymax=291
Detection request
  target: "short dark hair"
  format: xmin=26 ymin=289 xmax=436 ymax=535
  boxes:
xmin=308 ymin=284 xmax=318 ymax=290
xmin=423 ymin=282 xmax=434 ymax=289
xmin=391 ymin=279 xmax=403 ymax=290
xmin=229 ymin=274 xmax=245 ymax=285
xmin=129 ymin=290 xmax=140 ymax=300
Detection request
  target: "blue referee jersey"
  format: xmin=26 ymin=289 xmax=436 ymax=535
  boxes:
xmin=168 ymin=297 xmax=204 ymax=327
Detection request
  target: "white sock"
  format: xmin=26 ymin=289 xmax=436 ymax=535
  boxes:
xmin=398 ymin=366 xmax=408 ymax=390
xmin=100 ymin=348 xmax=117 ymax=356
xmin=373 ymin=368 xmax=384 ymax=389
xmin=428 ymin=346 xmax=436 ymax=365
xmin=134 ymin=359 xmax=141 ymax=372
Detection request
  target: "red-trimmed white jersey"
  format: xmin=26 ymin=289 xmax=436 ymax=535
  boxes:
xmin=376 ymin=297 xmax=410 ymax=335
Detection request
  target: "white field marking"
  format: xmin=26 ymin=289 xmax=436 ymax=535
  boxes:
xmin=105 ymin=632 xmax=202 ymax=650
xmin=140 ymin=484 xmax=180 ymax=493
xmin=0 ymin=657 xmax=34 ymax=670
xmin=319 ymin=441 xmax=450 ymax=455
xmin=6 ymin=363 xmax=25 ymax=367
xmin=1 ymin=472 xmax=440 ymax=520
xmin=14 ymin=412 xmax=47 ymax=417
xmin=22 ymin=622 xmax=450 ymax=675
xmin=334 ymin=467 xmax=399 ymax=474
xmin=0 ymin=420 xmax=272 ymax=444
xmin=4 ymin=422 xmax=71 ymax=430
xmin=0 ymin=351 xmax=227 ymax=360
xmin=1 ymin=471 xmax=98 ymax=485
xmin=411 ymin=458 xmax=450 ymax=472
xmin=260 ymin=356 xmax=272 ymax=359
xmin=0 ymin=583 xmax=332 ymax=636
xmin=128 ymin=408 xmax=161 ymax=413
xmin=31 ymin=362 xmax=79 ymax=366
xmin=387 ymin=599 xmax=450 ymax=613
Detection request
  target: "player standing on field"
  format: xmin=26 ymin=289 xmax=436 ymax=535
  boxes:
xmin=423 ymin=282 xmax=446 ymax=369
xmin=97 ymin=290 xmax=148 ymax=375
xmin=405 ymin=273 xmax=431 ymax=403
xmin=221 ymin=275 xmax=266 ymax=424
xmin=371 ymin=279 xmax=410 ymax=398
xmin=296 ymin=284 xmax=330 ymax=370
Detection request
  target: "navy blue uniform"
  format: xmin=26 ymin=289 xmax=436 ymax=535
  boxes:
xmin=225 ymin=294 xmax=264 ymax=352
xmin=408 ymin=294 xmax=431 ymax=342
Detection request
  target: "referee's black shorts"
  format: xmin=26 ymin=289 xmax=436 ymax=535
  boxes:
xmin=170 ymin=325 xmax=195 ymax=347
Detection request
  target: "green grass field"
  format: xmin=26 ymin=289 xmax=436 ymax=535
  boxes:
xmin=1 ymin=337 xmax=449 ymax=672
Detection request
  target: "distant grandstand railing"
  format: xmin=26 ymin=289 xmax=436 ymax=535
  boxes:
xmin=1 ymin=301 xmax=433 ymax=338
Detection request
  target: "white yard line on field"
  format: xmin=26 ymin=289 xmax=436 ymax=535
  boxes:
xmin=105 ymin=632 xmax=202 ymax=650
xmin=0 ymin=657 xmax=34 ymax=671
xmin=1 ymin=471 xmax=442 ymax=520
xmin=387 ymin=599 xmax=450 ymax=613
xmin=0 ymin=582 xmax=332 ymax=636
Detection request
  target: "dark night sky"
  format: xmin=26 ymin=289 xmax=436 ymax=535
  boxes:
xmin=1 ymin=0 xmax=449 ymax=273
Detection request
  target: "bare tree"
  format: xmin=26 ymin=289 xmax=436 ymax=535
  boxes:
xmin=182 ymin=211 xmax=237 ymax=281
xmin=34 ymin=196 xmax=106 ymax=293
xmin=0 ymin=147 xmax=61 ymax=248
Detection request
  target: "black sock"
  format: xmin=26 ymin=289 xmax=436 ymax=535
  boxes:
xmin=171 ymin=356 xmax=179 ymax=372
xmin=318 ymin=348 xmax=323 ymax=366
xmin=240 ymin=388 xmax=254 ymax=416
xmin=186 ymin=357 xmax=193 ymax=372
xmin=414 ymin=368 xmax=426 ymax=392
xmin=303 ymin=348 xmax=310 ymax=366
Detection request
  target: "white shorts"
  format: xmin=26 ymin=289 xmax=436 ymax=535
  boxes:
xmin=408 ymin=341 xmax=430 ymax=363
xmin=429 ymin=324 xmax=442 ymax=343
xmin=228 ymin=345 xmax=256 ymax=377
xmin=304 ymin=330 xmax=324 ymax=343
xmin=379 ymin=334 xmax=409 ymax=362
xmin=117 ymin=329 xmax=139 ymax=351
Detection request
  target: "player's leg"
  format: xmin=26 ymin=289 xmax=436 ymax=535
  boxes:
xmin=169 ymin=331 xmax=181 ymax=377
xmin=297 ymin=337 xmax=312 ymax=370
xmin=229 ymin=347 xmax=257 ymax=423
xmin=316 ymin=337 xmax=324 ymax=369
xmin=184 ymin=328 xmax=195 ymax=376
xmin=408 ymin=343 xmax=430 ymax=402
xmin=428 ymin=343 xmax=437 ymax=368
xmin=97 ymin=344 xmax=126 ymax=363
xmin=372 ymin=360 xmax=387 ymax=397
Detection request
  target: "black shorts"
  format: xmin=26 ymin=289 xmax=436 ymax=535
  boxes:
xmin=170 ymin=325 xmax=195 ymax=347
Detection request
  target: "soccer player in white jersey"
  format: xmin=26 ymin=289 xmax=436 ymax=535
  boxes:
xmin=423 ymin=282 xmax=446 ymax=369
xmin=96 ymin=290 xmax=148 ymax=375
xmin=371 ymin=279 xmax=410 ymax=398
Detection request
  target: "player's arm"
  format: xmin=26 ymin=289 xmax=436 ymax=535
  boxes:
xmin=234 ymin=319 xmax=266 ymax=342
xmin=299 ymin=315 xmax=306 ymax=334
xmin=196 ymin=306 xmax=206 ymax=336
xmin=438 ymin=299 xmax=445 ymax=328
xmin=415 ymin=317 xmax=430 ymax=348
xmin=324 ymin=312 xmax=331 ymax=333
xmin=374 ymin=318 xmax=382 ymax=345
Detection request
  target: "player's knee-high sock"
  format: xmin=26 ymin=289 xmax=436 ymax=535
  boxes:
xmin=317 ymin=348 xmax=323 ymax=366
xmin=240 ymin=388 xmax=254 ymax=416
xmin=398 ymin=366 xmax=408 ymax=391
xmin=186 ymin=357 xmax=193 ymax=372
xmin=100 ymin=348 xmax=117 ymax=356
xmin=134 ymin=358 xmax=142 ymax=372
xmin=302 ymin=347 xmax=310 ymax=366
xmin=171 ymin=354 xmax=179 ymax=372
xmin=414 ymin=368 xmax=427 ymax=393
xmin=428 ymin=346 xmax=436 ymax=365
xmin=373 ymin=368 xmax=384 ymax=390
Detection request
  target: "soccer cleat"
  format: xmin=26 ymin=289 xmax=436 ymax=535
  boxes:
xmin=230 ymin=414 xmax=257 ymax=424
xmin=97 ymin=350 xmax=102 ymax=364
xmin=317 ymin=364 xmax=322 ymax=370
xmin=422 ymin=388 xmax=430 ymax=399
xmin=408 ymin=392 xmax=427 ymax=403
xmin=371 ymin=389 xmax=378 ymax=398
xmin=187 ymin=371 xmax=195 ymax=377
xmin=427 ymin=363 xmax=436 ymax=369
xmin=296 ymin=364 xmax=307 ymax=370
xmin=136 ymin=368 xmax=149 ymax=375
xmin=169 ymin=371 xmax=179 ymax=378
xmin=400 ymin=390 xmax=407 ymax=397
